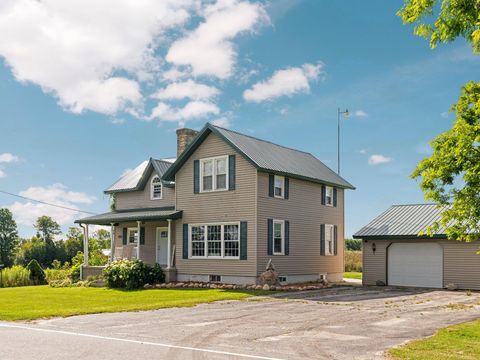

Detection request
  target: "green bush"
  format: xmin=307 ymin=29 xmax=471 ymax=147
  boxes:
xmin=103 ymin=260 xmax=164 ymax=290
xmin=25 ymin=259 xmax=46 ymax=285
xmin=70 ymin=263 xmax=81 ymax=283
xmin=345 ymin=239 xmax=362 ymax=251
xmin=0 ymin=266 xmax=32 ymax=287
xmin=45 ymin=268 xmax=70 ymax=284
xmin=345 ymin=250 xmax=362 ymax=272
xmin=49 ymin=278 xmax=73 ymax=288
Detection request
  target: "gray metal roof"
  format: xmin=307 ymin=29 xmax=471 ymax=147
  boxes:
xmin=163 ymin=123 xmax=354 ymax=189
xmin=75 ymin=207 xmax=182 ymax=225
xmin=353 ymin=204 xmax=450 ymax=239
xmin=105 ymin=158 xmax=173 ymax=193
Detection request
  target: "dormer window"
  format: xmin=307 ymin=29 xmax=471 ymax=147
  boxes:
xmin=274 ymin=175 xmax=284 ymax=198
xmin=151 ymin=176 xmax=162 ymax=200
xmin=200 ymin=156 xmax=228 ymax=192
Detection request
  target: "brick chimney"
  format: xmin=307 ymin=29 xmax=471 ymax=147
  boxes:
xmin=176 ymin=128 xmax=199 ymax=157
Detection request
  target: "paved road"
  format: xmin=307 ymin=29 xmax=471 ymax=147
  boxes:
xmin=1 ymin=286 xmax=480 ymax=360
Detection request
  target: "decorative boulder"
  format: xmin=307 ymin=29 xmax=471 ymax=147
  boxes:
xmin=376 ymin=280 xmax=386 ymax=286
xmin=259 ymin=259 xmax=280 ymax=286
xmin=446 ymin=283 xmax=458 ymax=291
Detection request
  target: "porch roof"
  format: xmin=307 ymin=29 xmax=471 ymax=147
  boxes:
xmin=75 ymin=207 xmax=182 ymax=225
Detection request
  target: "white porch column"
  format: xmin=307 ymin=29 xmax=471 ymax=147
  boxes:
xmin=110 ymin=223 xmax=115 ymax=263
xmin=137 ymin=221 xmax=141 ymax=260
xmin=83 ymin=224 xmax=89 ymax=266
xmin=167 ymin=219 xmax=172 ymax=269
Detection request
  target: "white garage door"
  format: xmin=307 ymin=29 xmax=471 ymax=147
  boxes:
xmin=388 ymin=243 xmax=443 ymax=288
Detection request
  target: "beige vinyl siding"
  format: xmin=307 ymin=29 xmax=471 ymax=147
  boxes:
xmin=115 ymin=172 xmax=175 ymax=210
xmin=175 ymin=132 xmax=258 ymax=277
xmin=257 ymin=172 xmax=344 ymax=277
xmin=362 ymin=238 xmax=480 ymax=290
xmin=113 ymin=220 xmax=173 ymax=266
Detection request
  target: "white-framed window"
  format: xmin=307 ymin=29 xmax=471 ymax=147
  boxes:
xmin=273 ymin=219 xmax=285 ymax=255
xmin=150 ymin=176 xmax=163 ymax=200
xmin=274 ymin=175 xmax=284 ymax=198
xmin=325 ymin=224 xmax=334 ymax=255
xmin=127 ymin=228 xmax=139 ymax=244
xmin=200 ymin=156 xmax=228 ymax=192
xmin=189 ymin=222 xmax=240 ymax=259
xmin=325 ymin=186 xmax=334 ymax=206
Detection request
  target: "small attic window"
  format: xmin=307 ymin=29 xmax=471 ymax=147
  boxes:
xmin=151 ymin=176 xmax=162 ymax=200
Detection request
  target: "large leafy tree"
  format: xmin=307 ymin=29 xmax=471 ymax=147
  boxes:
xmin=398 ymin=1 xmax=480 ymax=240
xmin=34 ymin=216 xmax=61 ymax=244
xmin=0 ymin=208 xmax=19 ymax=267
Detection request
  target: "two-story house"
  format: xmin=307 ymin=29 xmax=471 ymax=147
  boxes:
xmin=76 ymin=123 xmax=355 ymax=284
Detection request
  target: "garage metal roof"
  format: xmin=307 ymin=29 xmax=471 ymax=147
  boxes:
xmin=75 ymin=207 xmax=182 ymax=225
xmin=353 ymin=204 xmax=449 ymax=239
xmin=163 ymin=123 xmax=355 ymax=189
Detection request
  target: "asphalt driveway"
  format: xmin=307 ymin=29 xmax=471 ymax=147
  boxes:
xmin=1 ymin=286 xmax=480 ymax=360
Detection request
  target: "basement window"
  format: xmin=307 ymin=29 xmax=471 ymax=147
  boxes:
xmin=209 ymin=275 xmax=221 ymax=282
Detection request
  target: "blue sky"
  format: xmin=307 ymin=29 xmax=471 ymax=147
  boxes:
xmin=0 ymin=0 xmax=478 ymax=238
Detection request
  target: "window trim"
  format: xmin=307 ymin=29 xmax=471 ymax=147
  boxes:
xmin=150 ymin=175 xmax=163 ymax=200
xmin=324 ymin=224 xmax=334 ymax=256
xmin=199 ymin=155 xmax=229 ymax=193
xmin=127 ymin=228 xmax=139 ymax=244
xmin=274 ymin=175 xmax=285 ymax=199
xmin=189 ymin=221 xmax=240 ymax=259
xmin=325 ymin=186 xmax=334 ymax=207
xmin=272 ymin=219 xmax=285 ymax=255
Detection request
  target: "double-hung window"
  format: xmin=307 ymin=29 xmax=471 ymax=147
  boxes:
xmin=151 ymin=176 xmax=162 ymax=200
xmin=325 ymin=224 xmax=334 ymax=255
xmin=190 ymin=223 xmax=239 ymax=259
xmin=274 ymin=175 xmax=284 ymax=198
xmin=201 ymin=156 xmax=228 ymax=192
xmin=325 ymin=186 xmax=334 ymax=206
xmin=273 ymin=220 xmax=285 ymax=255
xmin=127 ymin=228 xmax=139 ymax=244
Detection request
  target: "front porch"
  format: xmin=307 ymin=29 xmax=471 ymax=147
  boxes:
xmin=75 ymin=207 xmax=182 ymax=281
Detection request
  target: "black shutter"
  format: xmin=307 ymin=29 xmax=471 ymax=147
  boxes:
xmin=240 ymin=221 xmax=247 ymax=260
xmin=284 ymin=177 xmax=289 ymax=199
xmin=320 ymin=224 xmax=325 ymax=255
xmin=333 ymin=187 xmax=337 ymax=207
xmin=228 ymin=155 xmax=236 ymax=191
xmin=284 ymin=220 xmax=289 ymax=255
xmin=321 ymin=185 xmax=326 ymax=205
xmin=140 ymin=227 xmax=145 ymax=245
xmin=122 ymin=228 xmax=127 ymax=245
xmin=193 ymin=160 xmax=200 ymax=194
xmin=334 ymin=225 xmax=338 ymax=255
xmin=182 ymin=224 xmax=189 ymax=259
xmin=268 ymin=174 xmax=274 ymax=197
xmin=267 ymin=219 xmax=273 ymax=255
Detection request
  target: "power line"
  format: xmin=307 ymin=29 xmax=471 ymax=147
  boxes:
xmin=0 ymin=189 xmax=97 ymax=215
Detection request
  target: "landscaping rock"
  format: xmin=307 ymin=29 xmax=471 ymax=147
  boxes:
xmin=144 ymin=284 xmax=153 ymax=289
xmin=262 ymin=284 xmax=270 ymax=291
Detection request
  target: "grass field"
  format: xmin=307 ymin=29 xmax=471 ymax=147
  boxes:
xmin=343 ymin=272 xmax=362 ymax=280
xmin=389 ymin=319 xmax=480 ymax=360
xmin=0 ymin=286 xmax=266 ymax=321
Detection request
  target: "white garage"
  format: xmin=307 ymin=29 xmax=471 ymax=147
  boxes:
xmin=387 ymin=243 xmax=443 ymax=288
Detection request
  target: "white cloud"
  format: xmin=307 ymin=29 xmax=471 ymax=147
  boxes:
xmin=368 ymin=154 xmax=393 ymax=165
xmin=8 ymin=183 xmax=96 ymax=226
xmin=279 ymin=106 xmax=289 ymax=115
xmin=0 ymin=169 xmax=5 ymax=178
xmin=152 ymin=80 xmax=220 ymax=101
xmin=351 ymin=110 xmax=368 ymax=117
xmin=211 ymin=117 xmax=232 ymax=128
xmin=166 ymin=0 xmax=269 ymax=79
xmin=111 ymin=118 xmax=126 ymax=125
xmin=0 ymin=0 xmax=195 ymax=115
xmin=358 ymin=149 xmax=368 ymax=155
xmin=149 ymin=101 xmax=220 ymax=123
xmin=440 ymin=111 xmax=449 ymax=118
xmin=243 ymin=63 xmax=323 ymax=102
xmin=0 ymin=153 xmax=20 ymax=163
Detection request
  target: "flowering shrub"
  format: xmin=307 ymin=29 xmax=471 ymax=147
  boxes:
xmin=103 ymin=260 xmax=164 ymax=290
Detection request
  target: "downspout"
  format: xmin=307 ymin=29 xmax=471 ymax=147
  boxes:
xmin=167 ymin=219 xmax=172 ymax=269
xmin=137 ymin=221 xmax=141 ymax=260
xmin=110 ymin=223 xmax=115 ymax=263
xmin=79 ymin=223 xmax=89 ymax=280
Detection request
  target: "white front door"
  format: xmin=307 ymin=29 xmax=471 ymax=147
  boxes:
xmin=156 ymin=227 xmax=168 ymax=267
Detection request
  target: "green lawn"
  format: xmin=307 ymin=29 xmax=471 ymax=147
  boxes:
xmin=0 ymin=286 xmax=266 ymax=321
xmin=389 ymin=320 xmax=480 ymax=360
xmin=343 ymin=271 xmax=362 ymax=280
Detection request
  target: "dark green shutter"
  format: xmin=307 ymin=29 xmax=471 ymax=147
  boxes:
xmin=321 ymin=185 xmax=326 ymax=205
xmin=333 ymin=187 xmax=337 ymax=207
xmin=140 ymin=227 xmax=145 ymax=245
xmin=240 ymin=221 xmax=247 ymax=260
xmin=228 ymin=155 xmax=236 ymax=190
xmin=320 ymin=224 xmax=325 ymax=255
xmin=193 ymin=160 xmax=200 ymax=194
xmin=182 ymin=224 xmax=189 ymax=259
xmin=122 ymin=228 xmax=127 ymax=245
xmin=284 ymin=220 xmax=289 ymax=255
xmin=333 ymin=225 xmax=338 ymax=255
xmin=268 ymin=174 xmax=274 ymax=197
xmin=284 ymin=178 xmax=289 ymax=199
xmin=267 ymin=219 xmax=273 ymax=255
